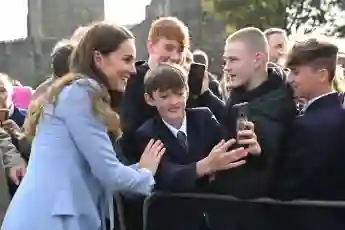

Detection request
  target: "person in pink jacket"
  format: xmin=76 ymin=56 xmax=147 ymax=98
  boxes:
xmin=11 ymin=86 xmax=33 ymax=110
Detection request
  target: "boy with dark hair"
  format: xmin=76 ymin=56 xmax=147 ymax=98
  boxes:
xmin=141 ymin=63 xmax=259 ymax=191
xmin=134 ymin=62 xmax=260 ymax=230
xmin=120 ymin=17 xmax=224 ymax=163
xmin=274 ymin=38 xmax=345 ymax=229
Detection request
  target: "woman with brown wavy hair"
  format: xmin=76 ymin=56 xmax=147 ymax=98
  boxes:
xmin=1 ymin=22 xmax=165 ymax=230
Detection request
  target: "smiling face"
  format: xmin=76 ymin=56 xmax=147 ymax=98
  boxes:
xmin=285 ymin=38 xmax=338 ymax=100
xmin=144 ymin=63 xmax=188 ymax=125
xmin=94 ymin=38 xmax=136 ymax=92
xmin=146 ymin=88 xmax=187 ymax=125
xmin=148 ymin=37 xmax=184 ymax=67
xmin=287 ymin=64 xmax=329 ymax=100
xmin=147 ymin=17 xmax=189 ymax=68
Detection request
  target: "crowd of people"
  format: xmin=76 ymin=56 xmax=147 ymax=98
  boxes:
xmin=0 ymin=16 xmax=344 ymax=230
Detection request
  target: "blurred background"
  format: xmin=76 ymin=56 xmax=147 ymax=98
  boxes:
xmin=0 ymin=0 xmax=344 ymax=85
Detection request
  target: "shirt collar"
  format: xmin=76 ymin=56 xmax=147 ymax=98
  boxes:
xmin=303 ymin=91 xmax=336 ymax=112
xmin=162 ymin=115 xmax=187 ymax=138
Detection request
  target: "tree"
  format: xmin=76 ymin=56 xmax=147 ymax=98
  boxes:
xmin=201 ymin=0 xmax=345 ymax=36
xmin=287 ymin=0 xmax=345 ymax=35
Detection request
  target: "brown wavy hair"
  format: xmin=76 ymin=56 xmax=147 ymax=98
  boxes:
xmin=24 ymin=22 xmax=134 ymax=138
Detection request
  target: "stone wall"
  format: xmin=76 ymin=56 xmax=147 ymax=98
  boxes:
xmin=0 ymin=0 xmax=226 ymax=86
xmin=131 ymin=0 xmax=226 ymax=76
xmin=41 ymin=0 xmax=104 ymax=38
xmin=0 ymin=0 xmax=104 ymax=87
xmin=0 ymin=38 xmax=59 ymax=86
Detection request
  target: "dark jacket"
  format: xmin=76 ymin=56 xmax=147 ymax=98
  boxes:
xmin=134 ymin=108 xmax=221 ymax=230
xmin=135 ymin=108 xmax=223 ymax=192
xmin=211 ymin=66 xmax=296 ymax=198
xmin=119 ymin=61 xmax=225 ymax=163
xmin=10 ymin=106 xmax=26 ymax=128
xmin=272 ymin=93 xmax=345 ymax=230
xmin=276 ymin=92 xmax=345 ymax=200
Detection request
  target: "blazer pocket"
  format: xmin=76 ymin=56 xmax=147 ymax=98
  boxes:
xmin=51 ymin=189 xmax=101 ymax=229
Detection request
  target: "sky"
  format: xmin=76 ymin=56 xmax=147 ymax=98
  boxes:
xmin=0 ymin=0 xmax=151 ymax=41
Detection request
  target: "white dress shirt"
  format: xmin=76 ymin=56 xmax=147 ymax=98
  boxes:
xmin=162 ymin=115 xmax=187 ymax=138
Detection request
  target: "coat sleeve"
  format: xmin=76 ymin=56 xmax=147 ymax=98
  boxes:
xmin=195 ymin=89 xmax=226 ymax=122
xmin=58 ymin=80 xmax=155 ymax=195
xmin=154 ymin=157 xmax=198 ymax=192
xmin=131 ymin=128 xmax=197 ymax=192
xmin=0 ymin=128 xmax=25 ymax=168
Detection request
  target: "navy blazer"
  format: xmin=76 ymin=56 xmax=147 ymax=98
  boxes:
xmin=276 ymin=93 xmax=345 ymax=201
xmin=135 ymin=107 xmax=225 ymax=193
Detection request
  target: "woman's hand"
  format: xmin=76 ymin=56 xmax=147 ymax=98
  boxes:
xmin=139 ymin=139 xmax=166 ymax=175
xmin=2 ymin=119 xmax=24 ymax=139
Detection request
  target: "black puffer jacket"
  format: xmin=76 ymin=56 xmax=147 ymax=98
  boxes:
xmin=211 ymin=65 xmax=297 ymax=198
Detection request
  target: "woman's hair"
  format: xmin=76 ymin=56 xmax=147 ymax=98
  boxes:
xmin=24 ymin=22 xmax=134 ymax=138
xmin=0 ymin=73 xmax=14 ymax=106
xmin=71 ymin=25 xmax=91 ymax=42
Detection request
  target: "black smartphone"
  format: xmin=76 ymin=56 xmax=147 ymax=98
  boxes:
xmin=188 ymin=63 xmax=206 ymax=96
xmin=233 ymin=102 xmax=249 ymax=148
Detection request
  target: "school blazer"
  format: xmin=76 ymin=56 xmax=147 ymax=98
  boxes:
xmin=135 ymin=108 xmax=224 ymax=193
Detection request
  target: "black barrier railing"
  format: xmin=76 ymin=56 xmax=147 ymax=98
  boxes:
xmin=141 ymin=192 xmax=345 ymax=230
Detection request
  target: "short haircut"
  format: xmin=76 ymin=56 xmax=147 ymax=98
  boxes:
xmin=264 ymin=28 xmax=287 ymax=39
xmin=226 ymin=27 xmax=269 ymax=55
xmin=286 ymin=38 xmax=338 ymax=81
xmin=51 ymin=40 xmax=75 ymax=77
xmin=144 ymin=63 xmax=188 ymax=96
xmin=193 ymin=49 xmax=209 ymax=67
xmin=148 ymin=17 xmax=190 ymax=51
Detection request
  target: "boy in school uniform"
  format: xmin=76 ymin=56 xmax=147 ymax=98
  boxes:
xmin=119 ymin=17 xmax=225 ymax=164
xmin=133 ymin=63 xmax=261 ymax=230
xmin=273 ymin=38 xmax=345 ymax=230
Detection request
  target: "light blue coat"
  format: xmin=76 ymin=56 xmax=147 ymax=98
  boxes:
xmin=1 ymin=78 xmax=154 ymax=230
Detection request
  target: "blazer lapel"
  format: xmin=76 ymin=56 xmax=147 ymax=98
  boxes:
xmin=153 ymin=117 xmax=188 ymax=156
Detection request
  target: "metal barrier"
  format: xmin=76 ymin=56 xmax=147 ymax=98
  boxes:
xmin=142 ymin=192 xmax=345 ymax=230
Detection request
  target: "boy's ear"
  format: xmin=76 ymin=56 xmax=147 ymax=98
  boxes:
xmin=317 ymin=68 xmax=329 ymax=83
xmin=147 ymin=40 xmax=154 ymax=55
xmin=144 ymin=93 xmax=155 ymax=106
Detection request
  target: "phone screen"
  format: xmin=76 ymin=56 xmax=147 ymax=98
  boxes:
xmin=188 ymin=63 xmax=206 ymax=96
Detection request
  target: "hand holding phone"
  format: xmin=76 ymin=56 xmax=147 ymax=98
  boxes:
xmin=233 ymin=102 xmax=249 ymax=148
xmin=233 ymin=102 xmax=261 ymax=155
xmin=188 ymin=63 xmax=206 ymax=96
